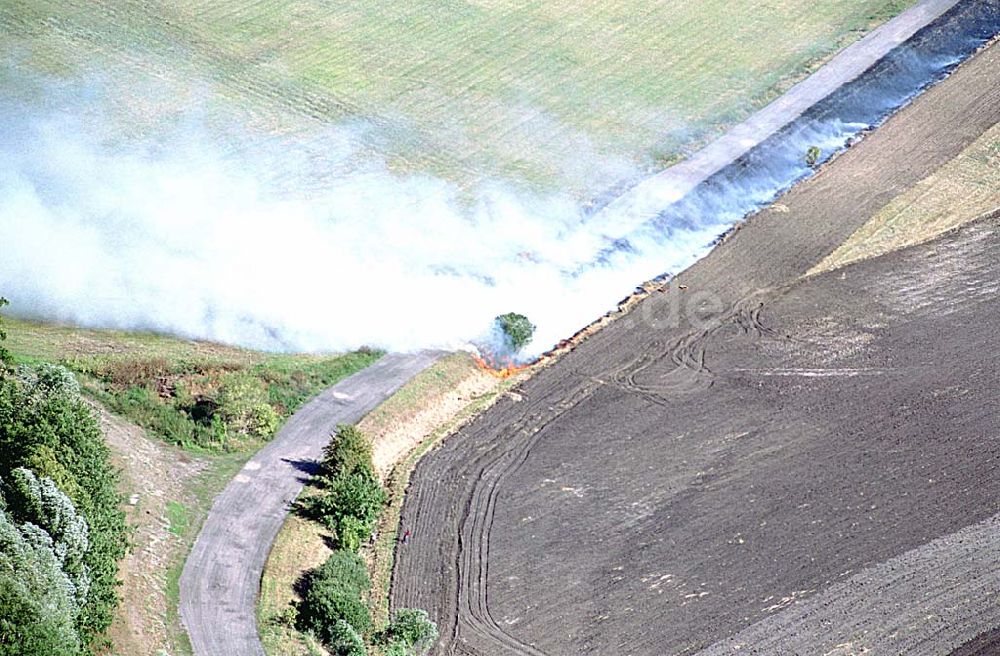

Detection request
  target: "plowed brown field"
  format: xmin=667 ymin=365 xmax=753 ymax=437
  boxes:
xmin=392 ymin=40 xmax=1000 ymax=655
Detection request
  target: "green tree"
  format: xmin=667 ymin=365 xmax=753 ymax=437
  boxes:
xmin=0 ymin=508 xmax=81 ymax=656
xmin=299 ymin=425 xmax=385 ymax=550
xmin=805 ymin=145 xmax=821 ymax=167
xmin=382 ymin=608 xmax=439 ymax=655
xmin=301 ymin=471 xmax=386 ymax=550
xmin=494 ymin=313 xmax=535 ymax=353
xmin=297 ymin=550 xmax=372 ymax=647
xmin=320 ymin=425 xmax=374 ymax=479
xmin=2 ymin=468 xmax=92 ymax=606
xmin=0 ymin=365 xmax=128 ymax=645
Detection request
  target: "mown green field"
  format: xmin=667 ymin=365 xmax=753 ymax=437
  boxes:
xmin=2 ymin=0 xmax=915 ymax=193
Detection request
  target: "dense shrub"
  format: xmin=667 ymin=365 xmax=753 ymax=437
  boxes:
xmin=297 ymin=550 xmax=372 ymax=649
xmin=382 ymin=609 xmax=439 ymax=655
xmin=300 ymin=425 xmax=386 ymax=550
xmin=2 ymin=468 xmax=92 ymax=605
xmin=494 ymin=313 xmax=535 ymax=352
xmin=327 ymin=620 xmax=367 ymax=656
xmin=805 ymin=145 xmax=821 ymax=167
xmin=311 ymin=472 xmax=386 ymax=550
xmin=320 ymin=425 xmax=374 ymax=479
xmin=0 ymin=508 xmax=81 ymax=656
xmin=381 ymin=641 xmax=408 ymax=656
xmin=0 ymin=363 xmax=128 ymax=651
xmin=216 ymin=371 xmax=279 ymax=439
xmin=294 ymin=424 xmax=440 ymax=655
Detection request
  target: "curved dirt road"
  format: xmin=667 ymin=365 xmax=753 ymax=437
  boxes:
xmin=180 ymin=351 xmax=442 ymax=656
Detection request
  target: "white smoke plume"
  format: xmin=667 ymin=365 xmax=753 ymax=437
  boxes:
xmin=0 ymin=75 xmax=729 ymax=358
xmin=2 ymin=22 xmax=969 ymax=359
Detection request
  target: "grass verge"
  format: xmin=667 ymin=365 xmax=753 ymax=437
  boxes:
xmin=5 ymin=318 xmax=381 ymax=452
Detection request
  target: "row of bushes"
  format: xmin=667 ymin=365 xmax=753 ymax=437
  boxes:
xmin=295 ymin=425 xmax=437 ymax=655
xmin=0 ymin=307 xmax=130 ymax=655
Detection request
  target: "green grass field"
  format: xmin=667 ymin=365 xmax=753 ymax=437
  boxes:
xmin=2 ymin=0 xmax=915 ymax=194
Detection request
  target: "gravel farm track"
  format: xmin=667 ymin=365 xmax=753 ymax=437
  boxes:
xmin=392 ymin=33 xmax=1000 ymax=656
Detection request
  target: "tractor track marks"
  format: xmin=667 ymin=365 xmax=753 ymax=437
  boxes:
xmin=393 ymin=36 xmax=1000 ymax=656
xmin=454 ymin=380 xmax=602 ymax=655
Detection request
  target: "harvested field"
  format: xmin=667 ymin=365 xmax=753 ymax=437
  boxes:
xmin=391 ymin=39 xmax=1000 ymax=655
xmin=1 ymin=0 xmax=916 ymax=192
xmin=814 ymin=118 xmax=1000 ymax=273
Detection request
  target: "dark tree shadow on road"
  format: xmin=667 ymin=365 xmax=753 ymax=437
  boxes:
xmin=281 ymin=457 xmax=321 ymax=484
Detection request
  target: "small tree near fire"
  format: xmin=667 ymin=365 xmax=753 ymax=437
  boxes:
xmin=805 ymin=145 xmax=821 ymax=167
xmin=494 ymin=313 xmax=535 ymax=353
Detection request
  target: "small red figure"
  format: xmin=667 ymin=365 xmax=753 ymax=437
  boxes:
xmin=402 ymin=529 xmax=411 ymax=544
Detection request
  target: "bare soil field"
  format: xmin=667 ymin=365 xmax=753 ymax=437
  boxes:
xmin=392 ymin=40 xmax=1000 ymax=655
xmin=814 ymin=117 xmax=1000 ymax=273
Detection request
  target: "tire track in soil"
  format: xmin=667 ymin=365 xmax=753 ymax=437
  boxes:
xmin=459 ymin=380 xmax=608 ymax=656
xmin=393 ymin=36 xmax=1000 ymax=656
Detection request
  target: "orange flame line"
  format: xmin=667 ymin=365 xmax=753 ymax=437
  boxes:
xmin=474 ymin=354 xmax=530 ymax=379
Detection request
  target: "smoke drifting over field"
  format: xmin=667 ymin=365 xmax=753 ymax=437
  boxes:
xmin=0 ymin=82 xmax=707 ymax=356
xmin=1 ymin=3 xmax=995 ymax=357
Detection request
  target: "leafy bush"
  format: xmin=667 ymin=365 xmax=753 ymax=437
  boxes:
xmin=0 ymin=508 xmax=81 ymax=656
xmin=327 ymin=620 xmax=367 ymax=656
xmin=382 ymin=609 xmax=439 ymax=655
xmin=805 ymin=145 xmax=821 ymax=167
xmin=494 ymin=313 xmax=535 ymax=353
xmin=297 ymin=550 xmax=372 ymax=648
xmin=325 ymin=473 xmax=386 ymax=549
xmin=294 ymin=424 xmax=439 ymax=656
xmin=2 ymin=468 xmax=92 ymax=605
xmin=299 ymin=425 xmax=386 ymax=550
xmin=0 ymin=364 xmax=128 ymax=649
xmin=381 ymin=641 xmax=409 ymax=656
xmin=320 ymin=425 xmax=374 ymax=479
xmin=216 ymin=372 xmax=280 ymax=439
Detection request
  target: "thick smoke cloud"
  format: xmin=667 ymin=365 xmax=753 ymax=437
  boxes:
xmin=2 ymin=8 xmax=986 ymax=358
xmin=0 ymin=79 xmax=724 ymax=357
